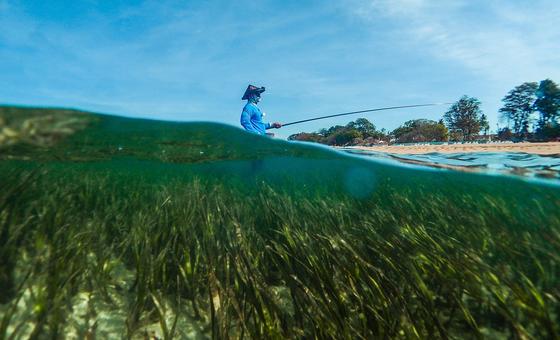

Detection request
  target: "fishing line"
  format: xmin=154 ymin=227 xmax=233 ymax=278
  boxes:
xmin=282 ymin=103 xmax=452 ymax=127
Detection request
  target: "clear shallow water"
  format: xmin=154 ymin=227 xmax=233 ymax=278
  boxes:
xmin=342 ymin=148 xmax=560 ymax=184
xmin=1 ymin=107 xmax=560 ymax=338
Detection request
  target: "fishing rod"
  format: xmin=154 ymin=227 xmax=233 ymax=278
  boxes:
xmin=282 ymin=103 xmax=452 ymax=127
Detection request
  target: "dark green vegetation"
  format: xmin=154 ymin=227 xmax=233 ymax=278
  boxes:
xmin=500 ymin=82 xmax=539 ymax=139
xmin=443 ymin=96 xmax=485 ymax=142
xmin=390 ymin=119 xmax=448 ymax=144
xmin=1 ymin=106 xmax=560 ymax=338
xmin=500 ymin=79 xmax=560 ymax=140
xmin=289 ymin=79 xmax=560 ymax=146
xmin=288 ymin=118 xmax=390 ymax=146
xmin=534 ymin=79 xmax=560 ymax=139
xmin=287 ymin=117 xmax=448 ymax=145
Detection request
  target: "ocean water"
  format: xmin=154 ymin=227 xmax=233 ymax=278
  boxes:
xmin=1 ymin=107 xmax=559 ymax=338
xmin=343 ymin=148 xmax=560 ymax=184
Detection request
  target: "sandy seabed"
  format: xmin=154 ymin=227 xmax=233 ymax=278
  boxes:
xmin=345 ymin=142 xmax=560 ymax=155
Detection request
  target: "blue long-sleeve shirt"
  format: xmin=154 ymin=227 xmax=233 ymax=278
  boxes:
xmin=240 ymin=102 xmax=271 ymax=135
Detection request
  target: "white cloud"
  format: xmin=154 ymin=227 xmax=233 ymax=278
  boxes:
xmin=2 ymin=0 xmax=558 ymax=133
xmin=349 ymin=0 xmax=560 ymax=84
xmin=0 ymin=0 xmax=349 ymax=125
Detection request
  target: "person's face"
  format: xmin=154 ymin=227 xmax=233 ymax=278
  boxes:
xmin=253 ymin=94 xmax=261 ymax=103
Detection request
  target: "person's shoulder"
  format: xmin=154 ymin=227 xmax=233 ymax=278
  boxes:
xmin=243 ymin=102 xmax=258 ymax=112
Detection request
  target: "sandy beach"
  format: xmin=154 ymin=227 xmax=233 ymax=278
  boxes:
xmin=344 ymin=142 xmax=560 ymax=155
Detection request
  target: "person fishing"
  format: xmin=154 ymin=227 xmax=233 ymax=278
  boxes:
xmin=240 ymin=85 xmax=282 ymax=135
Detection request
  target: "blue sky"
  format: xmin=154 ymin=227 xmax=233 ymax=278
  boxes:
xmin=1 ymin=0 xmax=559 ymax=138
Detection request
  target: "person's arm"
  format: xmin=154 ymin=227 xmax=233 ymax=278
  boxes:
xmin=262 ymin=111 xmax=281 ymax=129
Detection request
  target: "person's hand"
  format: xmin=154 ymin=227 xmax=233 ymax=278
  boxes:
xmin=271 ymin=122 xmax=282 ymax=129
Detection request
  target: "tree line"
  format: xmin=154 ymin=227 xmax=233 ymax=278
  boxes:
xmin=288 ymin=78 xmax=560 ymax=146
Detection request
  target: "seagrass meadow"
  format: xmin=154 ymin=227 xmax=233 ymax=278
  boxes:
xmin=1 ymin=106 xmax=560 ymax=339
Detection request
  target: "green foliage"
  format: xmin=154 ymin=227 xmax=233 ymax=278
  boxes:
xmin=287 ymin=132 xmax=323 ymax=143
xmin=443 ymin=96 xmax=483 ymax=141
xmin=289 ymin=118 xmax=388 ymax=146
xmin=535 ymin=79 xmax=560 ymax=138
xmin=535 ymin=123 xmax=560 ymax=140
xmin=346 ymin=118 xmax=376 ymax=137
xmin=478 ymin=114 xmax=490 ymax=137
xmin=499 ymin=82 xmax=538 ymax=138
xmin=288 ymin=81 xmax=560 ymax=143
xmin=497 ymin=127 xmax=514 ymax=141
xmin=326 ymin=128 xmax=362 ymax=145
xmin=391 ymin=119 xmax=448 ymax=143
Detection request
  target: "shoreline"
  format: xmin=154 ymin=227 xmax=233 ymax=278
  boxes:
xmin=342 ymin=142 xmax=560 ymax=155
